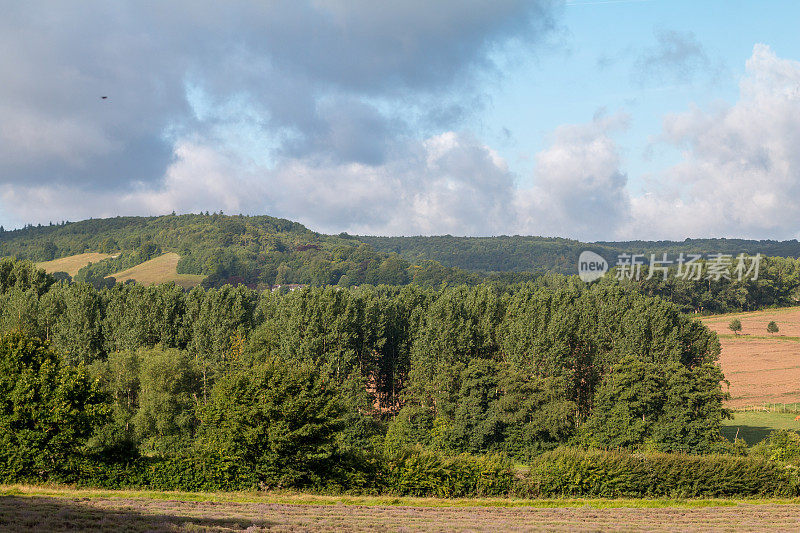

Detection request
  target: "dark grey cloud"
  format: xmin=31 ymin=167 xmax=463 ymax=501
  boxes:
xmin=279 ymin=98 xmax=402 ymax=166
xmin=0 ymin=0 xmax=557 ymax=196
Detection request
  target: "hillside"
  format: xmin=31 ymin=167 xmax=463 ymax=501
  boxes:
xmin=2 ymin=214 xmax=800 ymax=301
xmin=360 ymin=235 xmax=800 ymax=274
xmin=109 ymin=252 xmax=205 ymax=289
xmin=0 ymin=214 xmax=455 ymax=289
xmin=358 ymin=235 xmax=603 ymax=274
xmin=36 ymin=252 xmax=114 ymax=277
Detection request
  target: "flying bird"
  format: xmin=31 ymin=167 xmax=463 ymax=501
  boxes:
xmin=101 ymin=96 xmax=108 ymax=99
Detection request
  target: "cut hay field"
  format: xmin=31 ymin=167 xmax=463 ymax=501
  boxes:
xmin=109 ymin=252 xmax=205 ymax=290
xmin=702 ymin=307 xmax=800 ymax=410
xmin=36 ymin=252 xmax=114 ymax=277
xmin=2 ymin=486 xmax=800 ymax=532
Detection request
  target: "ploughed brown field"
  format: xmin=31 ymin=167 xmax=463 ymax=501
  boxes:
xmin=3 ymin=490 xmax=800 ymax=532
xmin=702 ymin=307 xmax=800 ymax=409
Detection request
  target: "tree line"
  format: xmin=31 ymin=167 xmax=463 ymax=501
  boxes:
xmin=4 ymin=214 xmax=799 ymax=303
xmin=0 ymin=257 xmax=739 ymax=490
xmin=623 ymin=256 xmax=800 ymax=314
xmin=362 ymin=234 xmax=800 ymax=274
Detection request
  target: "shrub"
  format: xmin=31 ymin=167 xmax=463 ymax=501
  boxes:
xmin=195 ymin=359 xmax=346 ymax=489
xmin=751 ymin=430 xmax=800 ymax=466
xmin=54 ymin=452 xmax=258 ymax=492
xmin=517 ymin=447 xmax=797 ymax=498
xmin=384 ymin=448 xmax=514 ymax=497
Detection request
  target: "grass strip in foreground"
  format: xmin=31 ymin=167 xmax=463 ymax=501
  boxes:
xmin=3 ymin=485 xmax=800 ymax=509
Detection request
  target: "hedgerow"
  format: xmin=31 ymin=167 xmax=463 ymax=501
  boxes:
xmin=518 ymin=447 xmax=798 ymax=498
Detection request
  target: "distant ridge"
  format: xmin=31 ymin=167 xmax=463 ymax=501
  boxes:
xmin=2 ymin=214 xmax=799 ymax=287
xmin=359 ymin=235 xmax=800 ymax=274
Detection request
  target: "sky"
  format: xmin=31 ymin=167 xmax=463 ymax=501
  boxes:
xmin=1 ymin=0 xmax=800 ymax=241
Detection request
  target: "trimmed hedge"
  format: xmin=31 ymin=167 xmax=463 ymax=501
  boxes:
xmin=519 ymin=447 xmax=798 ymax=498
xmin=30 ymin=452 xmax=258 ymax=492
xmin=55 ymin=449 xmax=515 ymax=497
xmin=4 ymin=446 xmax=798 ymax=498
xmin=384 ymin=449 xmax=514 ymax=497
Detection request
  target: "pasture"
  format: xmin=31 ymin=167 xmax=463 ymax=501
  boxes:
xmin=721 ymin=410 xmax=800 ymax=445
xmin=2 ymin=486 xmax=800 ymax=532
xmin=108 ymin=252 xmax=205 ymax=289
xmin=36 ymin=252 xmax=114 ymax=277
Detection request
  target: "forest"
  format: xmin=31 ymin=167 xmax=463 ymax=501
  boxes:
xmin=1 ymin=216 xmax=800 ymax=495
xmin=1 ymin=214 xmax=799 ymax=314
xmin=361 ymin=234 xmax=800 ymax=274
xmin=2 ymin=256 xmax=781 ymax=496
xmin=0 ymin=214 xmax=476 ymax=289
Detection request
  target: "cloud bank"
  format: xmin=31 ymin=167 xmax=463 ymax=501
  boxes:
xmin=1 ymin=2 xmax=799 ymax=241
xmin=630 ymin=44 xmax=800 ymax=240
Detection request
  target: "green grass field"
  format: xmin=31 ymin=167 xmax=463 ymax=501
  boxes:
xmin=721 ymin=411 xmax=800 ymax=445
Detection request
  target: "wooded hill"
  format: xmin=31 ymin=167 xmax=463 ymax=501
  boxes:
xmin=0 ymin=214 xmax=477 ymax=289
xmin=360 ymin=235 xmax=800 ymax=274
xmin=1 ymin=214 xmax=799 ymax=314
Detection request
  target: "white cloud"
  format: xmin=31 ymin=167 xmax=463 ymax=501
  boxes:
xmin=629 ymin=44 xmax=800 ymax=240
xmin=515 ymin=112 xmax=631 ymax=240
xmin=4 ymin=15 xmax=800 ymax=244
xmin=1 ymin=131 xmax=519 ymax=236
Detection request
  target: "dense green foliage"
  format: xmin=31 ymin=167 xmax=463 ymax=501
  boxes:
xmin=0 ymin=257 xmax=54 ymax=296
xmin=519 ymin=447 xmax=796 ymax=497
xmin=362 ymin=235 xmax=800 ymax=274
xmin=0 ymin=332 xmax=108 ymax=481
xmin=197 ymin=359 xmax=347 ymax=488
xmin=0 ymin=214 xmax=477 ymax=289
xmin=360 ymin=235 xmax=598 ymax=274
xmin=630 ymin=256 xmax=800 ymax=314
xmin=3 ymin=215 xmax=799 ymax=314
xmin=751 ymin=430 xmax=800 ymax=466
xmin=0 ymin=257 xmax=798 ymax=496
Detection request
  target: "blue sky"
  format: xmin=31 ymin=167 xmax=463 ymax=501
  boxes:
xmin=1 ymin=1 xmax=799 ymax=240
xmin=486 ymin=0 xmax=800 ymax=190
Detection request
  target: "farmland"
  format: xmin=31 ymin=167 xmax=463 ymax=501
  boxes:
xmin=108 ymin=252 xmax=205 ymax=289
xmin=36 ymin=252 xmax=114 ymax=277
xmin=2 ymin=486 xmax=800 ymax=532
xmin=702 ymin=307 xmax=800 ymax=409
xmin=721 ymin=410 xmax=800 ymax=445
